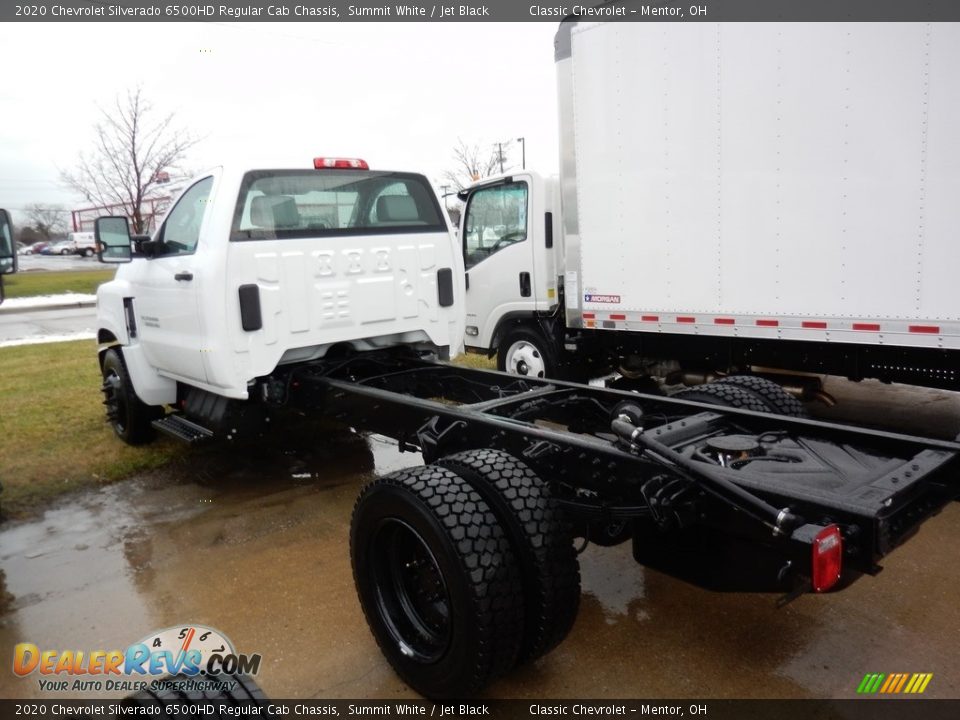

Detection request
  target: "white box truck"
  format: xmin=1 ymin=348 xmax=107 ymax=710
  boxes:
xmin=460 ymin=20 xmax=960 ymax=394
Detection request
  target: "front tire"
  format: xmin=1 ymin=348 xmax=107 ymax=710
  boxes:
xmin=498 ymin=327 xmax=556 ymax=379
xmin=101 ymin=348 xmax=160 ymax=445
xmin=350 ymin=465 xmax=524 ymax=699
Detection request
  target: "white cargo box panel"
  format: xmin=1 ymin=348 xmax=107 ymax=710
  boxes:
xmin=569 ymin=22 xmax=960 ymax=346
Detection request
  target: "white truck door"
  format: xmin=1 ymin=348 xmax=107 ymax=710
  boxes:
xmin=134 ymin=176 xmax=214 ymax=383
xmin=462 ymin=177 xmax=538 ymax=349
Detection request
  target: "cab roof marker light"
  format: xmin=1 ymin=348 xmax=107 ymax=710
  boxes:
xmin=313 ymin=157 xmax=369 ymax=170
xmin=812 ymin=524 xmax=843 ymax=592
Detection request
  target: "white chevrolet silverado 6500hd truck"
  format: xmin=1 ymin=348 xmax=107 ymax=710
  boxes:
xmin=94 ymin=158 xmax=960 ymax=698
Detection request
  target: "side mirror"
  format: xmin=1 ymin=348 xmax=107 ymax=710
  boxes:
xmin=0 ymin=209 xmax=17 ymax=305
xmin=95 ymin=216 xmax=133 ymax=263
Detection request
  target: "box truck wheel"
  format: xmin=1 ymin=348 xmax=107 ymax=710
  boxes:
xmin=715 ymin=376 xmax=808 ymax=417
xmin=674 ymin=382 xmax=772 ymax=414
xmin=437 ymin=448 xmax=581 ymax=664
xmin=498 ymin=328 xmax=556 ymax=379
xmin=100 ymin=348 xmax=162 ymax=446
xmin=350 ymin=465 xmax=524 ymax=698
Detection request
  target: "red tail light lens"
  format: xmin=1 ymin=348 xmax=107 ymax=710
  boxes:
xmin=313 ymin=157 xmax=369 ymax=170
xmin=812 ymin=524 xmax=842 ymax=592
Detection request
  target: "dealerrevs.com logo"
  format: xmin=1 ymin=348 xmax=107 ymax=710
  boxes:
xmin=12 ymin=624 xmax=262 ymax=693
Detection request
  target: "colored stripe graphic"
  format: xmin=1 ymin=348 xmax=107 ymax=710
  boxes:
xmin=857 ymin=673 xmax=932 ymax=694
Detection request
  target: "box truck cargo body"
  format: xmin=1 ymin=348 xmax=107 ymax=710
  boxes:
xmin=461 ymin=21 xmax=960 ymax=390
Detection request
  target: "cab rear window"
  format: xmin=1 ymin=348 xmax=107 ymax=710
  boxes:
xmin=230 ymin=170 xmax=446 ymax=241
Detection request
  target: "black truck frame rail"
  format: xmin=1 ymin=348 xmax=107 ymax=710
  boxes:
xmin=274 ymin=350 xmax=959 ymax=592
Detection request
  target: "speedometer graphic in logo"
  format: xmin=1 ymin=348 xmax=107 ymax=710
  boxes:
xmin=136 ymin=624 xmax=234 ymax=669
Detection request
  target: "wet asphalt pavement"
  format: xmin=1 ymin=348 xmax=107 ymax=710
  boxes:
xmin=1 ymin=379 xmax=959 ymax=700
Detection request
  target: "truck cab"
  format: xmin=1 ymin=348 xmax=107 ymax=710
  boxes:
xmin=95 ymin=159 xmax=464 ymax=442
xmin=460 ymin=171 xmax=562 ymax=376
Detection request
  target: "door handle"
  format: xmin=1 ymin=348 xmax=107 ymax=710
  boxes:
xmin=174 ymin=271 xmax=193 ymax=282
xmin=519 ymin=271 xmax=531 ymax=297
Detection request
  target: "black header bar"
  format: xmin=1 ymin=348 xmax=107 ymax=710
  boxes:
xmin=5 ymin=1 xmax=960 ymax=23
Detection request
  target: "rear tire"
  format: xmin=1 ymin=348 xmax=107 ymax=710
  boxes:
xmin=437 ymin=448 xmax=581 ymax=664
xmin=101 ymin=348 xmax=161 ymax=445
xmin=715 ymin=376 xmax=808 ymax=417
xmin=674 ymin=382 xmax=772 ymax=413
xmin=350 ymin=465 xmax=524 ymax=699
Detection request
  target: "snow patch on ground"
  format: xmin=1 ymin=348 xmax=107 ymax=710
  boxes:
xmin=3 ymin=293 xmax=96 ymax=309
xmin=0 ymin=331 xmax=97 ymax=349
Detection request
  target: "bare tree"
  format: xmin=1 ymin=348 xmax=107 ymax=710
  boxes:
xmin=441 ymin=138 xmax=511 ymax=192
xmin=25 ymin=203 xmax=68 ymax=240
xmin=61 ymin=87 xmax=198 ymax=234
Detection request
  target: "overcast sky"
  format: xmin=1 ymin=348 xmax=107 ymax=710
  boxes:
xmin=0 ymin=22 xmax=561 ymax=223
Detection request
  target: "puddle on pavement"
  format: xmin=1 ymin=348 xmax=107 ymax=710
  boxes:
xmin=0 ymin=422 xmax=421 ymax=699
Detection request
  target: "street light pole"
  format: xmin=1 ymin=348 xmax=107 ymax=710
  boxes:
xmin=517 ymin=137 xmax=526 ymax=169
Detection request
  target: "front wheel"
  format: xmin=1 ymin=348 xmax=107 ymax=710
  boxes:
xmin=498 ymin=327 xmax=557 ymax=379
xmin=83 ymin=248 xmax=94 ymax=257
xmin=100 ymin=348 xmax=161 ymax=445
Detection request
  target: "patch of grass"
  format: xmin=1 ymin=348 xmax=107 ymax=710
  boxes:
xmin=0 ymin=339 xmax=180 ymax=517
xmin=453 ymin=352 xmax=496 ymax=371
xmin=0 ymin=342 xmax=496 ymax=516
xmin=5 ymin=269 xmax=116 ymax=298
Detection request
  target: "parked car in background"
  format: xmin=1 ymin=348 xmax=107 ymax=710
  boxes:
xmin=29 ymin=241 xmax=50 ymax=255
xmin=67 ymin=231 xmax=97 ymax=257
xmin=41 ymin=240 xmax=76 ymax=255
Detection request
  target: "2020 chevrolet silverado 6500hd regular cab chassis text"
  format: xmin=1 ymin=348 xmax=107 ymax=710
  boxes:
xmin=460 ymin=19 xmax=960 ymax=394
xmin=94 ymin=158 xmax=960 ymax=698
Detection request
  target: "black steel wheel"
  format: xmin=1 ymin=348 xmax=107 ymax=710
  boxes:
xmin=715 ymin=375 xmax=808 ymax=417
xmin=437 ymin=448 xmax=581 ymax=664
xmin=350 ymin=465 xmax=523 ymax=698
xmin=673 ymin=382 xmax=772 ymax=413
xmin=100 ymin=348 xmax=161 ymax=445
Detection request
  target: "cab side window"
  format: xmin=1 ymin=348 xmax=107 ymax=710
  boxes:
xmin=156 ymin=177 xmax=214 ymax=256
xmin=463 ymin=181 xmax=528 ymax=270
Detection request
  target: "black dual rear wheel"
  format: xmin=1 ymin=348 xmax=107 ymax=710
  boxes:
xmin=351 ymin=452 xmax=581 ymax=698
xmin=351 ymin=465 xmax=524 ymax=698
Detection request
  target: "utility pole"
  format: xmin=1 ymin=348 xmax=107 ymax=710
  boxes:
xmin=497 ymin=142 xmax=504 ymax=173
xmin=517 ymin=137 xmax=526 ymax=169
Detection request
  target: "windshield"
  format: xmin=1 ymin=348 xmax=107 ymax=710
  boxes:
xmin=231 ymin=170 xmax=446 ymax=241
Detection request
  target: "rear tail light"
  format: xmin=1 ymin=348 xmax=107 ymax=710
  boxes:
xmin=812 ymin=524 xmax=843 ymax=592
xmin=313 ymin=157 xmax=369 ymax=170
